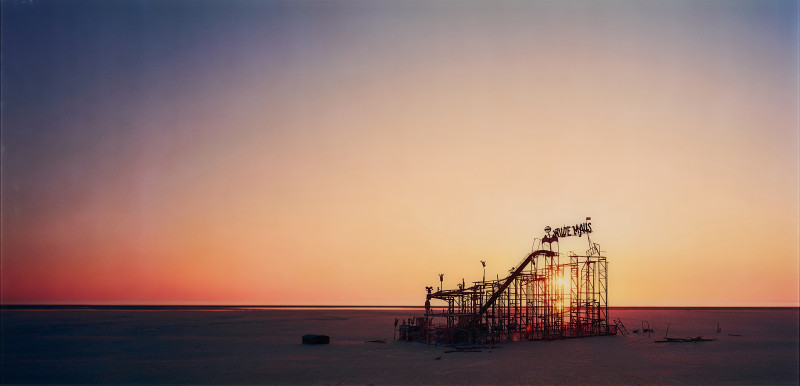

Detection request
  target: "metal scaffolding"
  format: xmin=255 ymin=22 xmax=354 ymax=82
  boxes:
xmin=402 ymin=219 xmax=613 ymax=344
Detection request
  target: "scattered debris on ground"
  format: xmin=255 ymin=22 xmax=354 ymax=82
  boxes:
xmin=655 ymin=336 xmax=716 ymax=343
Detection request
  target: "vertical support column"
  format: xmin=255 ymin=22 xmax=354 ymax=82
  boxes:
xmin=570 ymin=255 xmax=580 ymax=336
xmin=599 ymin=257 xmax=608 ymax=334
xmin=582 ymin=257 xmax=595 ymax=335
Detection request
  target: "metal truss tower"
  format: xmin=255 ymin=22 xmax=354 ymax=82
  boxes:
xmin=410 ymin=219 xmax=612 ymax=344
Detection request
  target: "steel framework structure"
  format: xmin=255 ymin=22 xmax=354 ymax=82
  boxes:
xmin=414 ymin=223 xmax=612 ymax=344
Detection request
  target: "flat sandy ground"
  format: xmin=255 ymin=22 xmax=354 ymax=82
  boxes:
xmin=1 ymin=308 xmax=798 ymax=384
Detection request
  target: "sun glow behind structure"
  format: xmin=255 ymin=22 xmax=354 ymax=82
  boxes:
xmin=0 ymin=0 xmax=798 ymax=307
xmin=406 ymin=218 xmax=611 ymax=344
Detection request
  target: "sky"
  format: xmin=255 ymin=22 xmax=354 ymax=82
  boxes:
xmin=1 ymin=0 xmax=798 ymax=306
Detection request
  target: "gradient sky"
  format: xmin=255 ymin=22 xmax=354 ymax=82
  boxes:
xmin=1 ymin=0 xmax=798 ymax=306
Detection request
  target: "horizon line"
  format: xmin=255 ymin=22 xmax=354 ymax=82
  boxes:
xmin=2 ymin=304 xmax=798 ymax=310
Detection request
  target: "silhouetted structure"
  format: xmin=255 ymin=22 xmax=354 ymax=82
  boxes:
xmin=400 ymin=218 xmax=614 ymax=344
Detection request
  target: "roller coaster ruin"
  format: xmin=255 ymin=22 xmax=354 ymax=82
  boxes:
xmin=399 ymin=218 xmax=614 ymax=344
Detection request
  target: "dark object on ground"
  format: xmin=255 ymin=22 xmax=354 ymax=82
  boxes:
xmin=443 ymin=344 xmax=500 ymax=353
xmin=366 ymin=339 xmax=386 ymax=343
xmin=302 ymin=334 xmax=330 ymax=344
xmin=654 ymin=336 xmax=716 ymax=343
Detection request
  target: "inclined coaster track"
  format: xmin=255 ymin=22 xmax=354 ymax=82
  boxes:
xmin=401 ymin=218 xmax=613 ymax=344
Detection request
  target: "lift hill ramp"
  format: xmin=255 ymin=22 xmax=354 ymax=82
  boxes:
xmin=476 ymin=249 xmax=555 ymax=319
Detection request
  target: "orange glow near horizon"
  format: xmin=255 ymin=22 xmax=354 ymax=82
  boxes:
xmin=1 ymin=1 xmax=798 ymax=307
